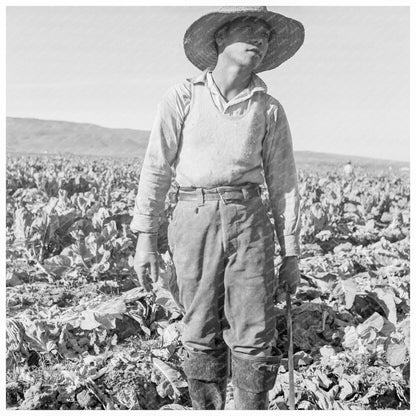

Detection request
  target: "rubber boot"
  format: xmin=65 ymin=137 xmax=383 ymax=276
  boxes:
xmin=233 ymin=387 xmax=269 ymax=410
xmin=183 ymin=349 xmax=228 ymax=410
xmin=231 ymin=349 xmax=282 ymax=410
xmin=186 ymin=377 xmax=228 ymax=410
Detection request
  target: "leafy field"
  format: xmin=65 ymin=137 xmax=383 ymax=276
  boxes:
xmin=6 ymin=154 xmax=410 ymax=410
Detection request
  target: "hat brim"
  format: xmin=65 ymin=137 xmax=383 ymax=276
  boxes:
xmin=183 ymin=10 xmax=305 ymax=73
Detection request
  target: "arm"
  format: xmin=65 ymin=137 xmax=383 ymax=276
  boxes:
xmin=262 ymin=98 xmax=301 ymax=258
xmin=131 ymin=81 xmax=191 ymax=291
xmin=130 ymin=81 xmax=191 ymax=234
xmin=262 ymin=98 xmax=301 ymax=293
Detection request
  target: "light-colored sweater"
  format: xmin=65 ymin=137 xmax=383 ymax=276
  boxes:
xmin=176 ymin=75 xmax=266 ymax=187
xmin=131 ymin=69 xmax=301 ymax=257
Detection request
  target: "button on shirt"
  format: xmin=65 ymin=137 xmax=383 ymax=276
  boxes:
xmin=131 ymin=69 xmax=301 ymax=257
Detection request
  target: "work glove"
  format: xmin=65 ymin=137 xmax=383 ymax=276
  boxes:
xmin=278 ymin=256 xmax=300 ymax=295
xmin=133 ymin=233 xmax=159 ymax=292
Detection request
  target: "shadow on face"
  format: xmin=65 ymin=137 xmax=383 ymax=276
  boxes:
xmin=214 ymin=17 xmax=272 ymax=53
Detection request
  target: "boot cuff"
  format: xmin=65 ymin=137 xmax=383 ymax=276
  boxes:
xmin=232 ymin=350 xmax=282 ymax=393
xmin=183 ymin=350 xmax=228 ymax=382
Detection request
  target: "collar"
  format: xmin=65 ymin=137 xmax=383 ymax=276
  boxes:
xmin=191 ymin=68 xmax=268 ymax=94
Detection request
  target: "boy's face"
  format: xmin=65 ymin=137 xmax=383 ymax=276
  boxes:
xmin=216 ymin=17 xmax=272 ymax=70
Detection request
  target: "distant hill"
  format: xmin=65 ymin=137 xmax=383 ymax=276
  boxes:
xmin=6 ymin=117 xmax=409 ymax=169
xmin=6 ymin=117 xmax=149 ymax=158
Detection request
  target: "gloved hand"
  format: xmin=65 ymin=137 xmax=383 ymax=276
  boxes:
xmin=278 ymin=256 xmax=300 ymax=295
xmin=133 ymin=233 xmax=159 ymax=292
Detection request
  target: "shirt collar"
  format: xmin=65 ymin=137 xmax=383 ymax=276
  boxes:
xmin=191 ymin=68 xmax=268 ymax=94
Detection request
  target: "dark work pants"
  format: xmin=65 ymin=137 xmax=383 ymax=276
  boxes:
xmin=167 ymin=194 xmax=277 ymax=357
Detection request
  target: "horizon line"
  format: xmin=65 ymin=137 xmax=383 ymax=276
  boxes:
xmin=6 ymin=114 xmax=410 ymax=164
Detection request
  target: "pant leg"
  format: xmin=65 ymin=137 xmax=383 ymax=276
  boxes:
xmin=221 ymin=196 xmax=277 ymax=355
xmin=218 ymin=195 xmax=280 ymax=406
xmin=168 ymin=199 xmax=227 ymax=353
xmin=168 ymin=199 xmax=229 ymax=409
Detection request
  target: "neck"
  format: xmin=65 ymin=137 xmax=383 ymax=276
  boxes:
xmin=211 ymin=59 xmax=253 ymax=102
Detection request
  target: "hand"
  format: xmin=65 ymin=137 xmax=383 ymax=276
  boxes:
xmin=133 ymin=233 xmax=159 ymax=292
xmin=278 ymin=256 xmax=300 ymax=295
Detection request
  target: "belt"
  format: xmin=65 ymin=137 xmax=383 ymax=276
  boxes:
xmin=177 ymin=184 xmax=261 ymax=204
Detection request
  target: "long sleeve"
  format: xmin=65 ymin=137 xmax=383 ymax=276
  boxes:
xmin=130 ymin=82 xmax=191 ymax=233
xmin=262 ymin=97 xmax=301 ymax=257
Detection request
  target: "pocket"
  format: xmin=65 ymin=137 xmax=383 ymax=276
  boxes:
xmin=167 ymin=201 xmax=188 ymax=253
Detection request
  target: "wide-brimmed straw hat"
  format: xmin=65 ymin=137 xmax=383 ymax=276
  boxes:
xmin=183 ymin=6 xmax=305 ymax=73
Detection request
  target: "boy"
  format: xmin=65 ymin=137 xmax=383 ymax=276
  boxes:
xmin=130 ymin=6 xmax=304 ymax=410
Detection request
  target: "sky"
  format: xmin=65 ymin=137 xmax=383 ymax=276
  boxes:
xmin=6 ymin=5 xmax=410 ymax=161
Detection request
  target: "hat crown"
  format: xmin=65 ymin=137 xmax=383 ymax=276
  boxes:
xmin=218 ymin=6 xmax=268 ymax=13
